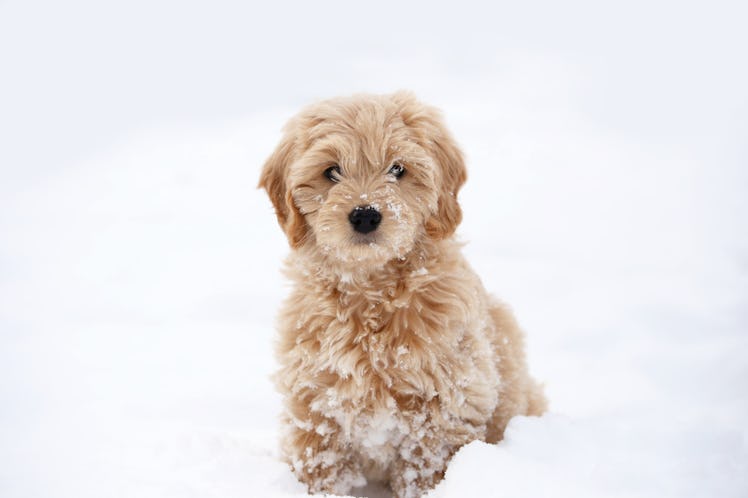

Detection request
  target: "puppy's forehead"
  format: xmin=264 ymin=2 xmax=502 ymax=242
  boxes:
xmin=293 ymin=97 xmax=419 ymax=162
xmin=303 ymin=100 xmax=403 ymax=140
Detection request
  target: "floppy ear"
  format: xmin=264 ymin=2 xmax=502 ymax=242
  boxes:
xmin=424 ymin=127 xmax=467 ymax=239
xmin=258 ymin=133 xmax=309 ymax=248
xmin=395 ymin=92 xmax=467 ymax=239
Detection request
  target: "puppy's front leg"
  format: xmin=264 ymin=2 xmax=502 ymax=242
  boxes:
xmin=390 ymin=432 xmax=455 ymax=498
xmin=281 ymin=404 xmax=364 ymax=495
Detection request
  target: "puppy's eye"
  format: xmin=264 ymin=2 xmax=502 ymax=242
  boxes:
xmin=388 ymin=163 xmax=406 ymax=178
xmin=323 ymin=165 xmax=342 ymax=183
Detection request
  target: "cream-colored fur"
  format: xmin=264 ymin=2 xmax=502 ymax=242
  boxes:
xmin=259 ymin=92 xmax=546 ymax=498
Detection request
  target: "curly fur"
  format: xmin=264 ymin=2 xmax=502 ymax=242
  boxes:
xmin=259 ymin=92 xmax=546 ymax=498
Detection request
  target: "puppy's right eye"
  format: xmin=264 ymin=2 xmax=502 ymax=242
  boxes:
xmin=323 ymin=165 xmax=342 ymax=183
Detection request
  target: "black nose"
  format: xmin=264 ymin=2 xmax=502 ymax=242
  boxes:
xmin=349 ymin=206 xmax=382 ymax=234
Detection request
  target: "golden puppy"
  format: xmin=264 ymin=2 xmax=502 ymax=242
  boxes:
xmin=259 ymin=92 xmax=546 ymax=498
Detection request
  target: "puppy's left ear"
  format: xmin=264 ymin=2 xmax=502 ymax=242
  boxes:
xmin=258 ymin=131 xmax=309 ymax=248
xmin=421 ymin=116 xmax=467 ymax=240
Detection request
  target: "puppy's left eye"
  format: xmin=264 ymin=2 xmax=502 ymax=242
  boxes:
xmin=388 ymin=163 xmax=406 ymax=178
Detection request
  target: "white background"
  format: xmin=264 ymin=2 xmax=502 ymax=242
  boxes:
xmin=1 ymin=1 xmax=746 ymax=497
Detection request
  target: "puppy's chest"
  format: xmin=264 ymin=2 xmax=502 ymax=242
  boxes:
xmin=323 ymin=293 xmax=425 ymax=372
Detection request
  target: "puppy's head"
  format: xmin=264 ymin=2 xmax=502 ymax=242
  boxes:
xmin=259 ymin=92 xmax=466 ymax=269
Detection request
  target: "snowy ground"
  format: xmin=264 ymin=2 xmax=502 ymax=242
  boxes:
xmin=1 ymin=1 xmax=747 ymax=497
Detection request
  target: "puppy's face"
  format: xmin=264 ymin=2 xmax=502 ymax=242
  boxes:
xmin=259 ymin=92 xmax=466 ymax=270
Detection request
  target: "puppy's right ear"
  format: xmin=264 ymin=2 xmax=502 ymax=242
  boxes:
xmin=258 ymin=133 xmax=308 ymax=248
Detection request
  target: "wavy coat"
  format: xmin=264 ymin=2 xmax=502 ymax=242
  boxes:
xmin=259 ymin=92 xmax=546 ymax=498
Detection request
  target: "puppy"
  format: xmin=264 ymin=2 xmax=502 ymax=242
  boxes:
xmin=259 ymin=92 xmax=546 ymax=498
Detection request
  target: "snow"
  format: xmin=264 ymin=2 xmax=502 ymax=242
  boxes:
xmin=430 ymin=415 xmax=747 ymax=498
xmin=1 ymin=1 xmax=747 ymax=497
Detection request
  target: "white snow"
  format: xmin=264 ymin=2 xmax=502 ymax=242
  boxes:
xmin=1 ymin=1 xmax=747 ymax=498
xmin=429 ymin=415 xmax=747 ymax=498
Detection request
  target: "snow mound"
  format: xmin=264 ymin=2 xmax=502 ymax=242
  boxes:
xmin=429 ymin=415 xmax=747 ymax=498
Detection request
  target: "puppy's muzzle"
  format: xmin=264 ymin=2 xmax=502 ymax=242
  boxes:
xmin=349 ymin=206 xmax=382 ymax=234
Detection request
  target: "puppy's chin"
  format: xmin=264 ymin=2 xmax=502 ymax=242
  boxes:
xmin=314 ymin=229 xmax=417 ymax=272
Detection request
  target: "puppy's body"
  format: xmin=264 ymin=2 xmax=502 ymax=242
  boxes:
xmin=260 ymin=92 xmax=545 ymax=498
